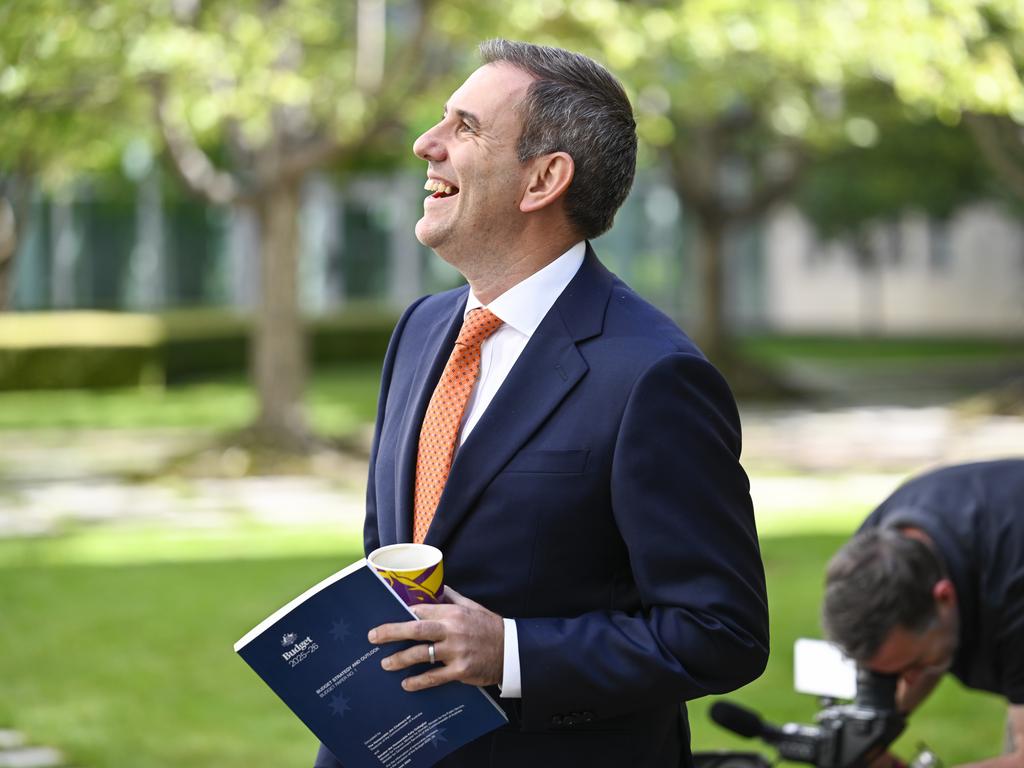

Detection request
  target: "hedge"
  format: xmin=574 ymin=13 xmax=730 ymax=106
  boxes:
xmin=0 ymin=308 xmax=399 ymax=391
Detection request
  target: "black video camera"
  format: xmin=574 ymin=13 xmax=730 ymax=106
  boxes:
xmin=705 ymin=667 xmax=905 ymax=768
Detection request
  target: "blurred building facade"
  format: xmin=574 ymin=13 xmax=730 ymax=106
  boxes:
xmin=762 ymin=203 xmax=1024 ymax=335
xmin=10 ymin=170 xmax=1024 ymax=336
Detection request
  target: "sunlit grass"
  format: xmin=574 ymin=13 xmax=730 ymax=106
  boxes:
xmin=0 ymin=530 xmax=1006 ymax=767
xmin=0 ymin=524 xmax=363 ymax=569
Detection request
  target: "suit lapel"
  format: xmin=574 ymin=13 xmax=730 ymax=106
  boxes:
xmin=424 ymin=247 xmax=612 ymax=549
xmin=394 ymin=289 xmax=468 ymax=543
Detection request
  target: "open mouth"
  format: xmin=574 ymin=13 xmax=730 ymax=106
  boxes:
xmin=424 ymin=179 xmax=459 ymax=199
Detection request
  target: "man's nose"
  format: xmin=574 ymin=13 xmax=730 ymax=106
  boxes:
xmin=413 ymin=124 xmax=446 ymax=162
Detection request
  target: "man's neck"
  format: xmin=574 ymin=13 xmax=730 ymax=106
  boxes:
xmin=461 ymin=235 xmax=580 ymax=305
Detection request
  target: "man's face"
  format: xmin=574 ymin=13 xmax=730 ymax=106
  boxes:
xmin=412 ymin=63 xmax=535 ymax=261
xmin=864 ymin=609 xmax=958 ymax=687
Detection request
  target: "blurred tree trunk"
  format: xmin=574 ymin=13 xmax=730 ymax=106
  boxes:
xmin=252 ymin=180 xmax=309 ymax=449
xmin=852 ymin=228 xmax=883 ymax=336
xmin=967 ymin=114 xmax=1024 ymax=201
xmin=0 ymin=175 xmax=31 ymax=312
xmin=691 ymin=211 xmax=728 ymax=364
xmin=146 ymin=0 xmax=434 ymax=454
xmin=668 ymin=119 xmax=806 ymax=369
xmin=0 ymin=196 xmax=15 ymax=311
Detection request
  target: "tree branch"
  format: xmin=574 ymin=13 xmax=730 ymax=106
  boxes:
xmin=966 ymin=113 xmax=1024 ymax=201
xmin=732 ymin=147 xmax=809 ymax=222
xmin=274 ymin=0 xmax=438 ymax=183
xmin=666 ymin=125 xmax=722 ymax=221
xmin=0 ymin=168 xmax=33 ymax=311
xmin=151 ymin=76 xmax=242 ymax=206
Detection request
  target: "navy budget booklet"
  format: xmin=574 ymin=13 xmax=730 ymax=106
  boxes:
xmin=234 ymin=559 xmax=507 ymax=768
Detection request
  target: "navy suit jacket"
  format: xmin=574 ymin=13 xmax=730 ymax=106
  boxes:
xmin=316 ymin=246 xmax=769 ymax=767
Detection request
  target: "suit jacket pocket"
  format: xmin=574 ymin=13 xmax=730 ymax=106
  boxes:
xmin=504 ymin=449 xmax=589 ymax=474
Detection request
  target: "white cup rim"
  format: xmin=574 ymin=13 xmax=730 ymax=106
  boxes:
xmin=368 ymin=543 xmax=443 ymax=572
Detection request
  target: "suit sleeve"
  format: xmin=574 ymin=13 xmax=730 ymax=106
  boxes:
xmin=998 ymin=614 xmax=1024 ymax=705
xmin=515 ymin=352 xmax=769 ymax=729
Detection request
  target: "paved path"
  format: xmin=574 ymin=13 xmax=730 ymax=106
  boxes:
xmin=0 ymin=731 xmax=66 ymax=768
xmin=1 ymin=405 xmax=1021 ymax=540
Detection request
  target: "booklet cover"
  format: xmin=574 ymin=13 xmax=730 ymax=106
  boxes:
xmin=234 ymin=560 xmax=507 ymax=768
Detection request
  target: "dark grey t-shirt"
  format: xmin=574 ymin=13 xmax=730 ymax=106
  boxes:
xmin=860 ymin=459 xmax=1024 ymax=704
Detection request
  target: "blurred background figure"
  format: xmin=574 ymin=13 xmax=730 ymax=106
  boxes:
xmin=824 ymin=459 xmax=1024 ymax=768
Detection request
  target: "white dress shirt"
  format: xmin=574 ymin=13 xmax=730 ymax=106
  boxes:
xmin=453 ymin=240 xmax=585 ymax=698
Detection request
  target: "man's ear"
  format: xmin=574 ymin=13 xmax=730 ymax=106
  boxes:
xmin=933 ymin=578 xmax=957 ymax=608
xmin=520 ymin=152 xmax=574 ymax=213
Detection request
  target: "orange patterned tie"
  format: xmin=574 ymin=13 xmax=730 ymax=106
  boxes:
xmin=413 ymin=308 xmax=504 ymax=543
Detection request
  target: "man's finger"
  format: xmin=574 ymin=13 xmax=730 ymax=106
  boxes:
xmin=442 ymin=587 xmax=481 ymax=609
xmin=410 ymin=602 xmax=461 ymax=620
xmin=368 ymin=619 xmax=444 ymax=644
xmin=381 ymin=642 xmax=436 ymax=672
xmin=401 ymin=664 xmax=458 ymax=692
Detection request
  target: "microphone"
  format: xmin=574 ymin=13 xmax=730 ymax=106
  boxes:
xmin=710 ymin=701 xmax=766 ymax=739
xmin=709 ymin=701 xmax=823 ymax=765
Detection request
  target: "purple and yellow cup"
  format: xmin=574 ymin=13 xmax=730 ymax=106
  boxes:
xmin=368 ymin=543 xmax=445 ymax=606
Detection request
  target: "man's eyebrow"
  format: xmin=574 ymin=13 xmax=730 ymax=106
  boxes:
xmin=454 ymin=108 xmax=482 ymax=130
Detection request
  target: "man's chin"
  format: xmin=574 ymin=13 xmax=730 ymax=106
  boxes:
xmin=414 ymin=219 xmax=449 ymax=251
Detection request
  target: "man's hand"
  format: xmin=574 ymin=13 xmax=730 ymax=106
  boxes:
xmin=895 ymin=666 xmax=945 ymax=714
xmin=368 ymin=586 xmax=505 ymax=692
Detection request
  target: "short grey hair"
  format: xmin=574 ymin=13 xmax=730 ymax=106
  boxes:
xmin=479 ymin=39 xmax=637 ymax=240
xmin=822 ymin=526 xmax=947 ymax=662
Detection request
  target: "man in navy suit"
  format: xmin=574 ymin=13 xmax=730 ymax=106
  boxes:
xmin=315 ymin=39 xmax=769 ymax=767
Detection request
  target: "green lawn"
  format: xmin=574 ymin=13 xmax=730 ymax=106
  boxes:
xmin=739 ymin=335 xmax=1024 ymax=366
xmin=0 ymin=532 xmax=1006 ymax=767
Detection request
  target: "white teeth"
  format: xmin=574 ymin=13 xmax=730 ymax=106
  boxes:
xmin=423 ymin=180 xmax=456 ymax=195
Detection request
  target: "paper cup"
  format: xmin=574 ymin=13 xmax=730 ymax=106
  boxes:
xmin=368 ymin=543 xmax=445 ymax=606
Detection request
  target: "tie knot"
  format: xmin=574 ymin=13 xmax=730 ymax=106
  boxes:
xmin=456 ymin=308 xmax=503 ymax=347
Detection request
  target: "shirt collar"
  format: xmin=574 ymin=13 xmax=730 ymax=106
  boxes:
xmin=464 ymin=241 xmax=586 ymax=338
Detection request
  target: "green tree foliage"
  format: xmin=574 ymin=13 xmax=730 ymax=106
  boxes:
xmin=795 ymin=85 xmax=1005 ymax=333
xmin=445 ymin=0 xmax=1024 ymax=365
xmin=4 ymin=0 xmax=1024 ymax=414
xmin=0 ymin=0 xmax=145 ymax=309
xmin=1 ymin=0 xmax=442 ymax=448
xmin=134 ymin=0 xmax=446 ymax=449
xmin=798 ymin=92 xmax=999 ymax=240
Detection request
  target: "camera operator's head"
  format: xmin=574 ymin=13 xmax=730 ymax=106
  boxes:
xmin=822 ymin=526 xmax=959 ymax=685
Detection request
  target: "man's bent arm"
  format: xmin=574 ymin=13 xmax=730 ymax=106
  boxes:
xmin=516 ymin=353 xmax=769 ymax=728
